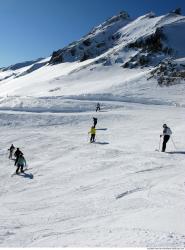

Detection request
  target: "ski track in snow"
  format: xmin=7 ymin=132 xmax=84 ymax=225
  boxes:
xmin=0 ymin=100 xmax=185 ymax=247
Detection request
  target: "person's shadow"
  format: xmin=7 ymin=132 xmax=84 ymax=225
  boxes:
xmin=167 ymin=151 xmax=185 ymax=155
xmin=19 ymin=172 xmax=34 ymax=179
xmin=94 ymin=141 xmax=109 ymax=145
xmin=96 ymin=128 xmax=108 ymax=131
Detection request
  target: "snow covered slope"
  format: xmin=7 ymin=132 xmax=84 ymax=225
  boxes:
xmin=0 ymin=102 xmax=185 ymax=247
xmin=48 ymin=11 xmax=185 ymax=66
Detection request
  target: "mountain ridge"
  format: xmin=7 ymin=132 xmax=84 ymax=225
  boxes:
xmin=0 ymin=10 xmax=184 ymax=108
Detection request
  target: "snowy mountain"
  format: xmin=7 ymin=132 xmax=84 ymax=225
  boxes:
xmin=49 ymin=10 xmax=185 ymax=68
xmin=49 ymin=11 xmax=131 ymax=64
xmin=0 ymin=10 xmax=185 ymax=247
xmin=0 ymin=10 xmax=184 ymax=105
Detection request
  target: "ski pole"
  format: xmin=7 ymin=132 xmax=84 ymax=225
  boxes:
xmin=158 ymin=137 xmax=161 ymax=151
xmin=87 ymin=133 xmax=90 ymax=143
xmin=171 ymin=136 xmax=177 ymax=150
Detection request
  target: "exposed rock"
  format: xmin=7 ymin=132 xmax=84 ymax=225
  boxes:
xmin=149 ymin=58 xmax=185 ymax=86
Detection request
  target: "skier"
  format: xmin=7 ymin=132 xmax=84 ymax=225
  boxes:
xmin=8 ymin=144 xmax=15 ymax=159
xmin=14 ymin=148 xmax=23 ymax=166
xmin=96 ymin=103 xmax=100 ymax=112
xmin=160 ymin=124 xmax=172 ymax=152
xmin=93 ymin=117 xmax=98 ymax=128
xmin=15 ymin=153 xmax=26 ymax=174
xmin=88 ymin=126 xmax=96 ymax=143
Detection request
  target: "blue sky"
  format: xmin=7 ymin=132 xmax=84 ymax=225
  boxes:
xmin=0 ymin=0 xmax=185 ymax=67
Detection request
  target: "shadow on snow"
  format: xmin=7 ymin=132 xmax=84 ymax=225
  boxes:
xmin=18 ymin=172 xmax=34 ymax=179
xmin=167 ymin=151 xmax=185 ymax=155
xmin=94 ymin=141 xmax=109 ymax=145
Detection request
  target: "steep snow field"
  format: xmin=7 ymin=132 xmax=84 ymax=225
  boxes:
xmin=0 ymin=101 xmax=185 ymax=247
xmin=0 ymin=64 xmax=185 ymax=113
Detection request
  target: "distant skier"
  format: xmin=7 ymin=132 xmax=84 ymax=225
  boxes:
xmin=8 ymin=144 xmax=15 ymax=159
xmin=14 ymin=148 xmax=23 ymax=166
xmin=93 ymin=117 xmax=98 ymax=128
xmin=88 ymin=126 xmax=96 ymax=143
xmin=96 ymin=103 xmax=100 ymax=112
xmin=160 ymin=124 xmax=172 ymax=152
xmin=15 ymin=153 xmax=26 ymax=174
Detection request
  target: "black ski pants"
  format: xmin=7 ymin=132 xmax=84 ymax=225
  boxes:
xmin=162 ymin=135 xmax=170 ymax=152
xmin=90 ymin=134 xmax=96 ymax=143
xmin=16 ymin=164 xmax=24 ymax=174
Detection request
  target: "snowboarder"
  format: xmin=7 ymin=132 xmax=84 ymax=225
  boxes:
xmin=160 ymin=124 xmax=172 ymax=152
xmin=93 ymin=117 xmax=98 ymax=128
xmin=15 ymin=153 xmax=26 ymax=174
xmin=88 ymin=126 xmax=96 ymax=143
xmin=14 ymin=148 xmax=23 ymax=166
xmin=96 ymin=103 xmax=100 ymax=112
xmin=8 ymin=144 xmax=15 ymax=159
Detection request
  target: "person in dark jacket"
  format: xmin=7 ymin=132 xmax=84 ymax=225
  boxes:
xmin=8 ymin=144 xmax=15 ymax=159
xmin=14 ymin=148 xmax=23 ymax=166
xmin=93 ymin=117 xmax=97 ymax=128
xmin=160 ymin=124 xmax=172 ymax=152
xmin=96 ymin=103 xmax=100 ymax=112
xmin=15 ymin=153 xmax=26 ymax=174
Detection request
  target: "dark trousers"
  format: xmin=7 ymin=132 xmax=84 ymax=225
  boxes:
xmin=162 ymin=135 xmax=170 ymax=152
xmin=93 ymin=121 xmax=97 ymax=127
xmin=90 ymin=134 xmax=95 ymax=143
xmin=96 ymin=107 xmax=100 ymax=112
xmin=16 ymin=164 xmax=24 ymax=174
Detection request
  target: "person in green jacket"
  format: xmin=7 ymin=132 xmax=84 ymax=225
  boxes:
xmin=88 ymin=126 xmax=96 ymax=143
xmin=15 ymin=153 xmax=26 ymax=174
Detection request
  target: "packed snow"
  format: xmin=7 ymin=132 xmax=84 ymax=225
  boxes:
xmin=0 ymin=101 xmax=185 ymax=247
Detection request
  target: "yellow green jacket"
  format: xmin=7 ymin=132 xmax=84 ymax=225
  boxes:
xmin=89 ymin=127 xmax=96 ymax=135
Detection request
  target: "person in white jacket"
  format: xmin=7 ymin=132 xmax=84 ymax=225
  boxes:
xmin=160 ymin=124 xmax=172 ymax=152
